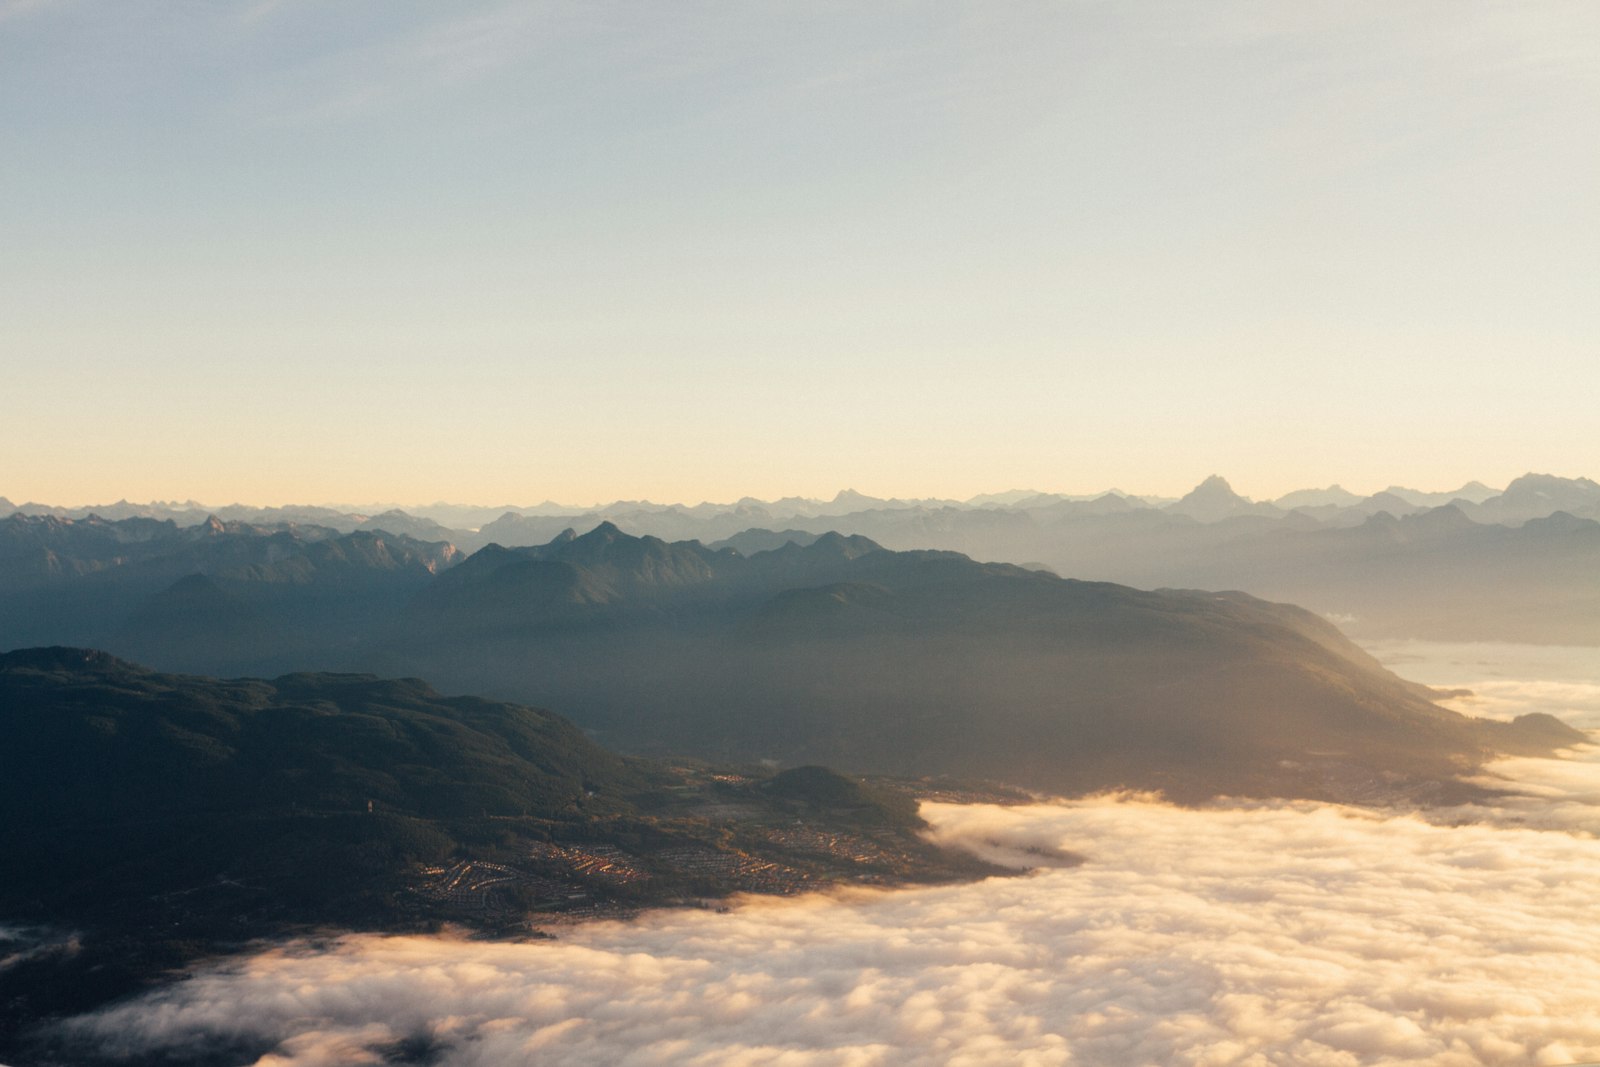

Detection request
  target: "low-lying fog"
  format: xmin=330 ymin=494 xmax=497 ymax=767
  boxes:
xmin=58 ymin=644 xmax=1600 ymax=1067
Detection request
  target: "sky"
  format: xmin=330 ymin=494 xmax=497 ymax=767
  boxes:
xmin=4 ymin=1 xmax=1598 ymax=507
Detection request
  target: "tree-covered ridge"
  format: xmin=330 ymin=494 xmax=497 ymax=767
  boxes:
xmin=0 ymin=649 xmax=999 ymax=1058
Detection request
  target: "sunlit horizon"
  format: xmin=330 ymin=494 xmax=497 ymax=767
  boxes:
xmin=1 ymin=470 xmax=1571 ymax=515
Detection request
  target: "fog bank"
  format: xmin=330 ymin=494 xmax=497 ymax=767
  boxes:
xmin=66 ymin=795 xmax=1600 ymax=1066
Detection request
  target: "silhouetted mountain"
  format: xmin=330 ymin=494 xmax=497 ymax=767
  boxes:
xmin=1166 ymin=476 xmax=1281 ymax=522
xmin=541 ymin=521 xmax=725 ymax=587
xmin=0 ymin=514 xmax=460 ymax=668
xmin=966 ymin=489 xmax=1052 ymax=507
xmin=1469 ymin=473 xmax=1600 ymax=523
xmin=387 ymin=527 xmax=1577 ymax=801
xmin=10 ymin=471 xmax=1600 ymax=651
xmin=1019 ymin=504 xmax=1600 ymax=643
xmin=828 ymin=488 xmax=963 ymax=511
xmin=356 ymin=508 xmax=461 ymax=543
xmin=810 ymin=506 xmax=1042 ymax=558
xmin=204 ymin=503 xmax=374 ymax=531
xmin=1355 ymin=490 xmax=1429 ymax=517
xmin=402 ymin=526 xmax=880 ymax=641
xmin=1382 ymin=480 xmax=1501 ymax=507
xmin=644 ymin=477 xmax=1598 ymax=644
xmin=711 ymin=528 xmax=821 ymax=555
xmin=1274 ymin=485 xmax=1363 ymax=509
xmin=475 ymin=510 xmax=564 ymax=541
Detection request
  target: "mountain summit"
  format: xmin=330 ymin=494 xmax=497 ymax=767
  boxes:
xmin=1166 ymin=475 xmax=1278 ymax=523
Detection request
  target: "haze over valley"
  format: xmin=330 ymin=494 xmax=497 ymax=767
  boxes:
xmin=6 ymin=1 xmax=1600 ymax=1063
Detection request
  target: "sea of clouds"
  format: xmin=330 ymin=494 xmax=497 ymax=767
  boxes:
xmin=53 ymin=643 xmax=1600 ymax=1067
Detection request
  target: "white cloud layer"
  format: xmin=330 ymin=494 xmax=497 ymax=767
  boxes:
xmin=66 ymin=792 xmax=1600 ymax=1067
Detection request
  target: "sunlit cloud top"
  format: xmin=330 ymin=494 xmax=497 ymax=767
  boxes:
xmin=62 ymin=793 xmax=1600 ymax=1065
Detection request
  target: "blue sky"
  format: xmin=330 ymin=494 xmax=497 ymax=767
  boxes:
xmin=4 ymin=1 xmax=1597 ymax=506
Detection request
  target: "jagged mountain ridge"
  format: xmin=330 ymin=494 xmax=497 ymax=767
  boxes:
xmin=7 ymin=469 xmax=1600 ymax=650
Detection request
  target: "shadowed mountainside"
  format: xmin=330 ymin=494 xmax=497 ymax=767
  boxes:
xmin=384 ymin=525 xmax=1581 ymax=801
xmin=0 ymin=514 xmax=458 ymax=673
xmin=0 ymin=648 xmax=992 ymax=1061
xmin=7 ymin=473 xmax=1600 ymax=646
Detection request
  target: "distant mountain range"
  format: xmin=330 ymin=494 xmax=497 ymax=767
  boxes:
xmin=11 ymin=474 xmax=1589 ymax=543
xmin=10 ymin=475 xmax=1596 ymax=548
xmin=6 ymin=472 xmax=1598 ymax=644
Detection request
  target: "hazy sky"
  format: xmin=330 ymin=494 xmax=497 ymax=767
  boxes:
xmin=4 ymin=1 xmax=1598 ymax=506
